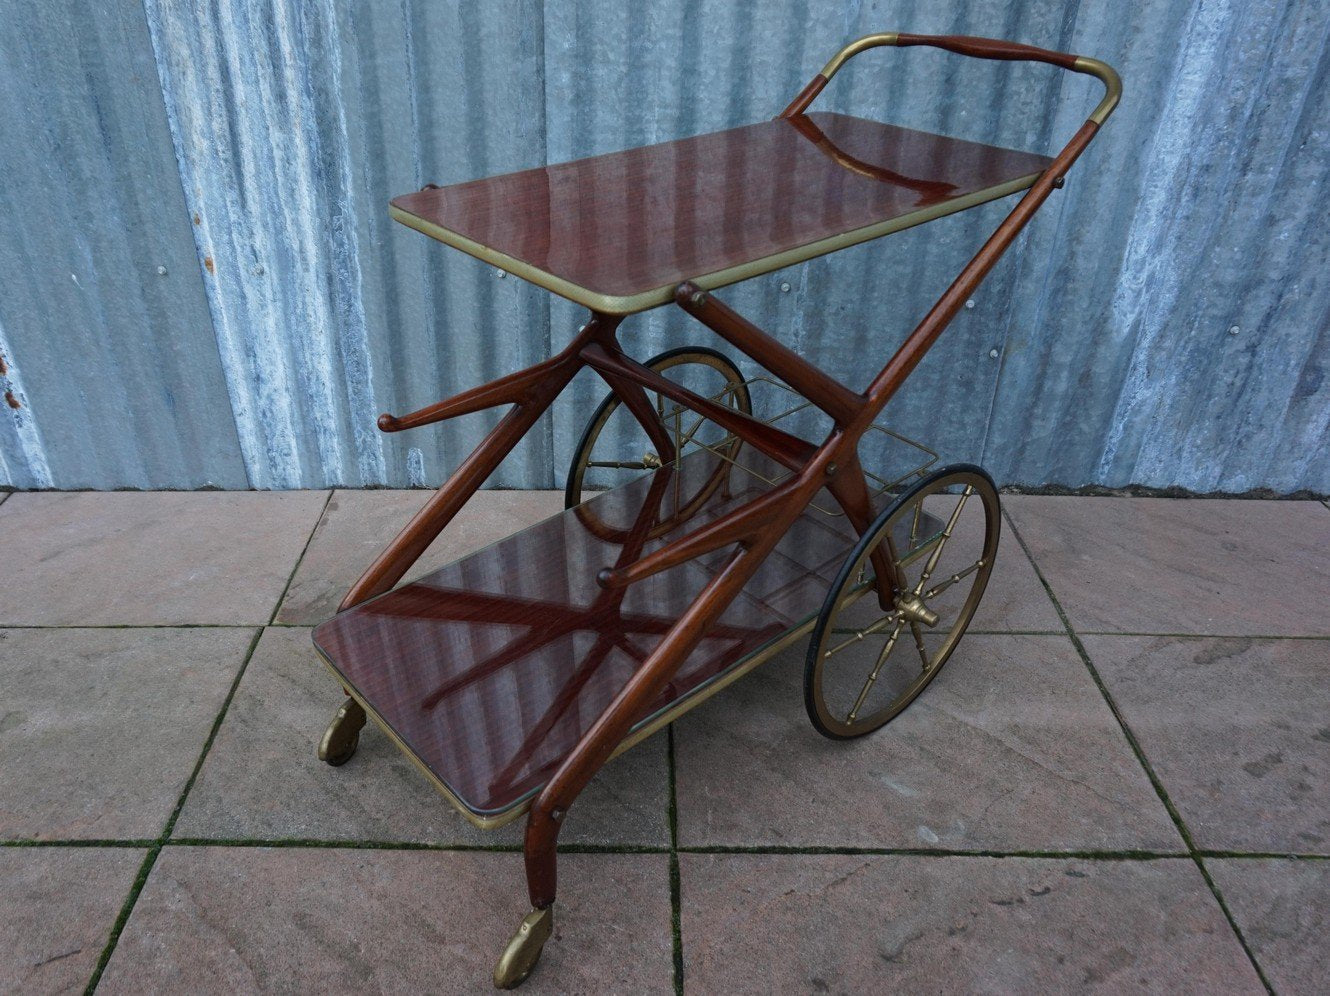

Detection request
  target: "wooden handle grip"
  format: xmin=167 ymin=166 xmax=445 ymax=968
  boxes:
xmin=894 ymin=33 xmax=1078 ymax=70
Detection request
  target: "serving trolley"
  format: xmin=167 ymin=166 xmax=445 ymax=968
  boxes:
xmin=310 ymin=32 xmax=1119 ymax=988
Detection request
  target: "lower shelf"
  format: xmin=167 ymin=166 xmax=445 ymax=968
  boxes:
xmin=313 ymin=446 xmax=928 ymax=829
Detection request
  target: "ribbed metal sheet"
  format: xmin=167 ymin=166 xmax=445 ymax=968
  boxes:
xmin=1 ymin=1 xmax=1326 ymax=493
xmin=142 ymin=0 xmax=551 ymax=489
xmin=0 ymin=1 xmax=246 ymax=489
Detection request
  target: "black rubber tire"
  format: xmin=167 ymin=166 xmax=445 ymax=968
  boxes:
xmin=803 ymin=463 xmax=1000 ymax=740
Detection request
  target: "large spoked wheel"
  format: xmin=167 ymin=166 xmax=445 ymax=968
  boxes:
xmin=805 ymin=464 xmax=1000 ymax=740
xmin=564 ymin=346 xmax=751 ymax=525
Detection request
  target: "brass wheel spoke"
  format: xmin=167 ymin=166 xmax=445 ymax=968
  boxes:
xmin=675 ymin=412 xmax=709 ymax=452
xmin=909 ymin=621 xmax=930 ymax=671
xmin=913 ymin=486 xmax=973 ymax=596
xmin=825 ymin=610 xmax=900 ymax=658
xmin=660 ymin=375 xmax=733 ymax=469
xmin=880 ymin=531 xmax=911 ymax=595
xmin=923 ymin=558 xmax=986 ymax=600
xmin=673 ymin=383 xmax=741 ymax=456
xmin=847 ymin=622 xmax=903 ymax=722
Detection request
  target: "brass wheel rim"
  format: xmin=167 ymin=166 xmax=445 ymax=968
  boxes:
xmin=806 ymin=466 xmax=999 ymax=739
xmin=565 ymin=348 xmax=752 ymax=538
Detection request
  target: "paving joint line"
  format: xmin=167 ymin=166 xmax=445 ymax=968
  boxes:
xmin=1077 ymin=630 xmax=1330 ymax=641
xmin=8 ymin=623 xmax=1326 ymax=639
xmin=0 ymin=623 xmax=263 ymax=630
xmin=1196 ymin=850 xmax=1330 ymax=861
xmin=1002 ymin=508 xmax=1276 ymax=995
xmin=667 ymin=724 xmax=684 ymax=996
xmin=0 ymin=839 xmax=156 ymax=849
xmin=163 ymin=838 xmax=663 ymax=855
xmin=674 ymin=845 xmax=1190 ymax=859
xmin=12 ymin=833 xmax=1329 ymax=860
xmin=963 ymin=628 xmax=1066 ymax=636
xmin=82 ymin=625 xmax=264 ymax=994
xmin=267 ymin=489 xmax=334 ymax=628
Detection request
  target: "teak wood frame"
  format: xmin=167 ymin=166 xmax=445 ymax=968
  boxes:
xmin=333 ymin=30 xmax=1119 ymax=978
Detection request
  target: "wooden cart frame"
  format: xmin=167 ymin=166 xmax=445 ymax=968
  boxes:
xmin=312 ymin=32 xmax=1120 ymax=988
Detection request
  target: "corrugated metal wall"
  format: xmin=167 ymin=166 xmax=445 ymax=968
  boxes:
xmin=1 ymin=0 xmax=1326 ymax=493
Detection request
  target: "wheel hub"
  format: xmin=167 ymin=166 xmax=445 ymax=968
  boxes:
xmin=894 ymin=591 xmax=940 ymax=628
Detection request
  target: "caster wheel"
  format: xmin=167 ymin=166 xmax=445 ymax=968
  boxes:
xmin=805 ymin=464 xmax=1000 ymax=739
xmin=318 ymin=698 xmax=366 ymax=766
xmin=493 ymin=906 xmax=553 ymax=989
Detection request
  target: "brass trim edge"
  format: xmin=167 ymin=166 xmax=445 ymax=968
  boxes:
xmin=1074 ymin=56 xmax=1122 ymax=126
xmin=615 ymin=617 xmax=817 ymax=754
xmin=314 ymin=649 xmax=523 ymax=830
xmin=314 ymin=617 xmax=813 ymax=831
xmin=820 ymin=32 xmax=899 ymax=79
xmin=390 ymin=171 xmax=1042 ymax=316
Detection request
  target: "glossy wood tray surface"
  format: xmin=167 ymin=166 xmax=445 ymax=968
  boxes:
xmin=313 ymin=449 xmax=936 ymax=827
xmin=389 ymin=111 xmax=1053 ymax=314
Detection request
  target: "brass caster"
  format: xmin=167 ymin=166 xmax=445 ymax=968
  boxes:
xmin=317 ymin=699 xmax=366 ymax=766
xmin=493 ymin=906 xmax=553 ymax=989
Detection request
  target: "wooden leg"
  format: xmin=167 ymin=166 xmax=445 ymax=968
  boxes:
xmin=510 ymin=461 xmax=828 ymax=926
xmin=523 ymin=804 xmax=560 ymax=909
xmin=486 ymin=812 xmax=561 ymax=988
xmin=826 ymin=454 xmax=901 ymax=608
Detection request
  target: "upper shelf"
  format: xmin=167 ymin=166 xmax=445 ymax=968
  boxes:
xmin=389 ymin=111 xmax=1053 ymax=315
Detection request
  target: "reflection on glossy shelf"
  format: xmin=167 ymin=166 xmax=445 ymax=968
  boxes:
xmin=314 ymin=447 xmax=870 ymax=819
xmin=390 ymin=111 xmax=1054 ymax=310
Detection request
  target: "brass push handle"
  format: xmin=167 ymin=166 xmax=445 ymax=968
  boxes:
xmin=781 ymin=32 xmax=1121 ymax=127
